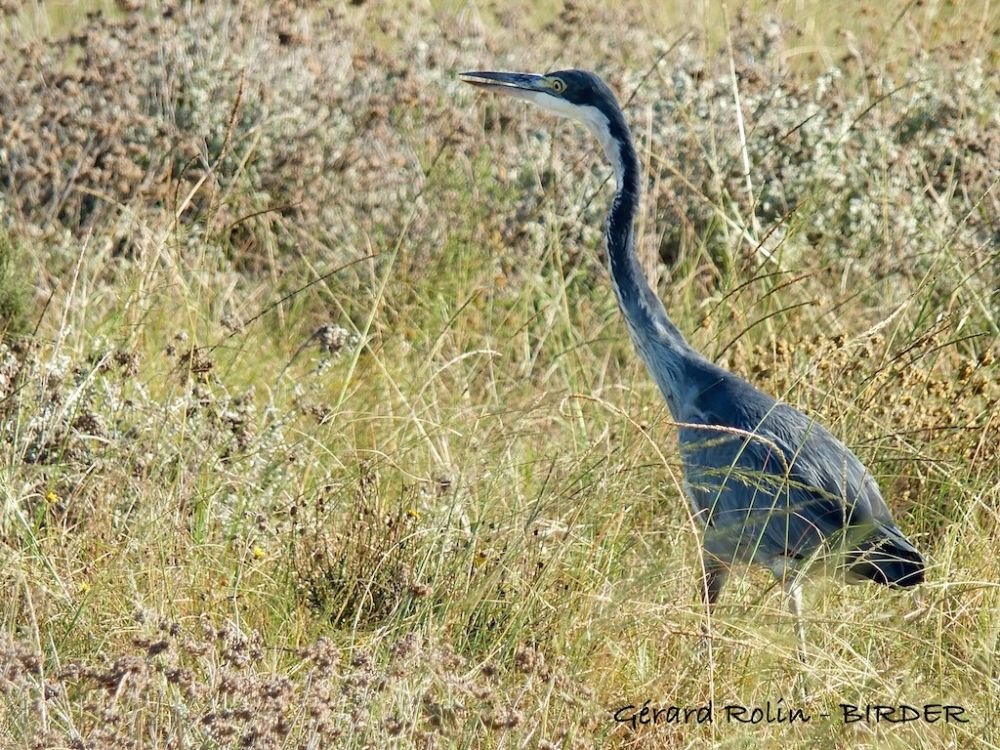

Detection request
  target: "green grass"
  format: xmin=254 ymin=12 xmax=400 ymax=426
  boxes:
xmin=1 ymin=1 xmax=999 ymax=748
xmin=0 ymin=227 xmax=32 ymax=340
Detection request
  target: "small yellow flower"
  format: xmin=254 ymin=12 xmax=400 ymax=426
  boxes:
xmin=45 ymin=490 xmax=60 ymax=505
xmin=78 ymin=581 xmax=91 ymax=594
xmin=405 ymin=507 xmax=421 ymax=521
xmin=252 ymin=545 xmax=265 ymax=560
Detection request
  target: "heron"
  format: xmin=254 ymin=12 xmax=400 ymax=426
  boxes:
xmin=460 ymin=68 xmax=924 ymax=665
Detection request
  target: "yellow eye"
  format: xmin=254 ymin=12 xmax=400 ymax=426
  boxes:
xmin=550 ymin=78 xmax=566 ymax=93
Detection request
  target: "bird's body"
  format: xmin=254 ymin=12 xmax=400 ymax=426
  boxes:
xmin=460 ymin=69 xmax=924 ymax=621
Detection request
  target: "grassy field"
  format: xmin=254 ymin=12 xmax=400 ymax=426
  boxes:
xmin=1 ymin=1 xmax=998 ymax=748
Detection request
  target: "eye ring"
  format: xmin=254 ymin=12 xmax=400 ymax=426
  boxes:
xmin=550 ymin=78 xmax=566 ymax=93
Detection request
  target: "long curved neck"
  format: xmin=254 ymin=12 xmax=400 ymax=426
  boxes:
xmin=592 ymin=112 xmax=695 ymax=418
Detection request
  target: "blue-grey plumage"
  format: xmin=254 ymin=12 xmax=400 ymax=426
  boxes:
xmin=460 ymin=69 xmax=925 ymax=604
xmin=676 ymin=356 xmax=924 ymax=588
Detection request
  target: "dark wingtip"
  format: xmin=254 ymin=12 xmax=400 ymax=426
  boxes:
xmin=849 ymin=535 xmax=925 ymax=588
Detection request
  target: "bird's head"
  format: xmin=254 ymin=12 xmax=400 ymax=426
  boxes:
xmin=460 ymin=69 xmax=618 ymax=121
xmin=460 ymin=69 xmax=631 ymax=175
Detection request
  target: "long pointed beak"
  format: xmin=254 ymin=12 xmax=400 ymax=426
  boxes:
xmin=460 ymin=71 xmax=549 ymax=97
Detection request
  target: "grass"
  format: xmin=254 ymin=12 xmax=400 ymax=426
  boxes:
xmin=1 ymin=1 xmax=998 ymax=748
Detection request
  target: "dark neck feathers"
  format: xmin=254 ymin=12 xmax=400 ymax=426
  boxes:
xmin=600 ymin=111 xmax=695 ymax=417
